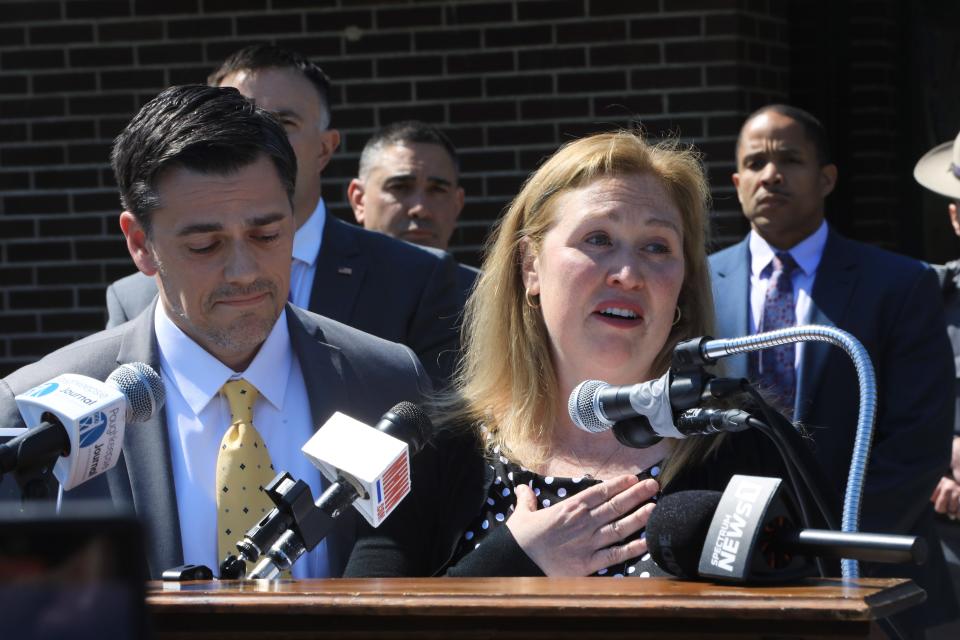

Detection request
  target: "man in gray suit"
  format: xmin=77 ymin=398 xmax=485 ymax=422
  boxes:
xmin=105 ymin=44 xmax=472 ymax=385
xmin=0 ymin=85 xmax=430 ymax=580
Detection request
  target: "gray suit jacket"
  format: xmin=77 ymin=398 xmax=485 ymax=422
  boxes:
xmin=106 ymin=216 xmax=476 ymax=385
xmin=1 ymin=301 xmax=431 ymax=579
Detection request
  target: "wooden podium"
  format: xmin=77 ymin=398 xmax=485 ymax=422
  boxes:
xmin=148 ymin=576 xmax=922 ymax=639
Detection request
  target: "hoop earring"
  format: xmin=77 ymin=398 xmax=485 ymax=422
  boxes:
xmin=525 ymin=291 xmax=540 ymax=309
xmin=672 ymin=306 xmax=682 ymax=326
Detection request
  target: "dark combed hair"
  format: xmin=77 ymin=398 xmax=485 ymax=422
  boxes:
xmin=359 ymin=120 xmax=460 ymax=177
xmin=110 ymin=84 xmax=297 ymax=233
xmin=207 ymin=43 xmax=333 ymax=130
xmin=739 ymin=103 xmax=833 ymax=166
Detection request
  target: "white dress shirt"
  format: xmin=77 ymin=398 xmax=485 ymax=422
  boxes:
xmin=289 ymin=198 xmax=326 ymax=308
xmin=154 ymin=304 xmax=329 ymax=578
xmin=748 ymin=220 xmax=828 ymax=370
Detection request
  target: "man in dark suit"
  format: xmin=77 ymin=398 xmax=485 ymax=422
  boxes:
xmin=709 ymin=104 xmax=956 ymax=632
xmin=1 ymin=85 xmax=430 ymax=579
xmin=105 ymin=44 xmax=472 ymax=385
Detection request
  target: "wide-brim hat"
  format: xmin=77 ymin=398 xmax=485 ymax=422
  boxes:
xmin=914 ymin=131 xmax=960 ymax=199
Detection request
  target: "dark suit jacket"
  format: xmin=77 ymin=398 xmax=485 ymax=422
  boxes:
xmin=0 ymin=301 xmax=431 ymax=579
xmin=709 ymin=228 xmax=957 ymax=626
xmin=105 ymin=216 xmax=477 ymax=385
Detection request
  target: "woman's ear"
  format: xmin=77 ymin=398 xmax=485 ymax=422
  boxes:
xmin=519 ymin=236 xmax=540 ymax=295
xmin=120 ymin=211 xmax=159 ymax=276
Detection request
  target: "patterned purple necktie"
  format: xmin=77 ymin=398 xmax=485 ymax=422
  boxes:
xmin=758 ymin=251 xmax=799 ymax=412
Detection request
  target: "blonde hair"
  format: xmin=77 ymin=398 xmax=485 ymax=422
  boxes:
xmin=439 ymin=130 xmax=717 ymax=483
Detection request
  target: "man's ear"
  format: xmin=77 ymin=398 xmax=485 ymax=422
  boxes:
xmin=454 ymin=186 xmax=465 ymax=220
xmin=519 ymin=236 xmax=540 ymax=296
xmin=347 ymin=178 xmax=366 ymax=225
xmin=119 ymin=211 xmax=158 ymax=276
xmin=819 ymin=163 xmax=838 ymax=199
xmin=732 ymin=172 xmax=743 ymax=205
xmin=950 ymin=203 xmax=960 ymax=238
xmin=316 ymin=129 xmax=341 ymax=174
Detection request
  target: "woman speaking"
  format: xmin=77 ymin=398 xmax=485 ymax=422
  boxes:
xmin=346 ymin=131 xmax=783 ymax=578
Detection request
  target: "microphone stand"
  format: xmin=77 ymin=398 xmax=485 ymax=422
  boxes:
xmin=678 ymin=325 xmax=878 ymax=578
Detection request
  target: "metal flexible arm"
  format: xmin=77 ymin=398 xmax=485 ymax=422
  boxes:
xmin=697 ymin=325 xmax=877 ymax=579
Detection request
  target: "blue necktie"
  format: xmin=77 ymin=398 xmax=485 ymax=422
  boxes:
xmin=757 ymin=251 xmax=799 ymax=413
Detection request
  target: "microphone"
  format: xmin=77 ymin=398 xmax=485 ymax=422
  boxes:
xmin=4 ymin=363 xmax=165 ymax=490
xmin=235 ymin=402 xmax=432 ymax=579
xmin=646 ymin=476 xmax=926 ymax=584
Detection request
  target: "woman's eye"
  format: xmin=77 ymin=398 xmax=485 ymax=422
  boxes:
xmin=585 ymin=232 xmax=611 ymax=246
xmin=645 ymin=242 xmax=671 ymax=254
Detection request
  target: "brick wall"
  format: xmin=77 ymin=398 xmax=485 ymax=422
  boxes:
xmin=0 ymin=0 xmax=812 ymax=377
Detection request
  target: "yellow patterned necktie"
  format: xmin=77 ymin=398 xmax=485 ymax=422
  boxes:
xmin=216 ymin=379 xmax=277 ymax=566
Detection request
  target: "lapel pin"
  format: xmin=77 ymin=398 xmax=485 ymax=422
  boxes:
xmin=337 ymin=267 xmax=353 ymax=275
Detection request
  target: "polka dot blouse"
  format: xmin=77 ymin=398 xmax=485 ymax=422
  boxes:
xmin=450 ymin=452 xmax=668 ymax=578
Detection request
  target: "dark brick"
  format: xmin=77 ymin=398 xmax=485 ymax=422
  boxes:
xmin=0 ymin=123 xmax=28 ymax=143
xmin=306 ymin=10 xmax=373 ymax=32
xmin=460 ymin=150 xmax=516 ymax=173
xmin=707 ymin=65 xmax=752 ymax=87
xmin=9 ymin=337 xmax=75 ymax=359
xmin=73 ymin=192 xmax=120 ymax=213
xmin=328 ymin=106 xmax=375 ymax=129
xmin=705 ymin=14 xmax=752 ymax=37
xmin=167 ymin=17 xmax=232 ymax=39
xmin=7 ymin=243 xmax=72 ymax=264
xmin=377 ymin=6 xmax=442 ymax=28
xmin=33 ymin=72 xmax=97 ymax=94
xmin=4 ymin=195 xmax=69 ymax=216
xmin=2 ymin=49 xmax=64 ymax=70
xmin=71 ymin=46 xmax=134 ymax=68
xmin=35 ymin=169 xmax=99 ymax=190
xmin=67 ymin=143 xmax=112 ymax=164
xmin=669 ymin=90 xmax=740 ymax=112
xmin=0 ymin=172 xmax=29 ymax=190
xmin=323 ymin=156 xmax=359 ymax=179
xmin=557 ymin=21 xmax=626 ymax=44
xmin=1 ymin=146 xmax=64 ymax=166
xmin=517 ymin=0 xmax=584 ymax=20
xmin=30 ymin=24 xmax=95 ymax=45
xmin=450 ymin=101 xmax=517 ymax=124
xmin=139 ymin=43 xmax=203 ymax=65
xmin=558 ymin=70 xmax=626 ymax=93
xmin=100 ymin=168 xmax=117 ymax=189
xmin=345 ymin=32 xmax=411 ymax=55
xmin=458 ymin=198 xmax=511 ymax=221
xmin=415 ymin=29 xmax=482 ymax=51
xmin=0 ymin=265 xmax=34 ymax=286
xmin=41 ymin=310 xmax=106 ymax=332
xmin=488 ymin=123 xmax=556 ymax=146
xmin=75 ymin=239 xmax=129 ymax=260
xmin=665 ymin=40 xmax=739 ymax=63
xmin=631 ymin=16 xmax=702 ymax=39
xmin=0 ymin=75 xmax=29 ymax=94
xmin=590 ymin=0 xmax=659 ymax=16
xmin=105 ymin=265 xmax=138 ymax=282
xmin=237 ymin=13 xmax=303 ymax=36
xmin=443 ymin=126 xmax=484 ymax=149
xmin=590 ymin=43 xmax=660 ymax=67
xmin=379 ymin=104 xmax=446 ymax=125
xmin=521 ymin=97 xmax=590 ymax=120
xmin=450 ymin=51 xmax=514 ymax=75
xmin=485 ymin=25 xmax=552 ymax=48
xmin=98 ymin=20 xmax=165 ymax=42
xmin=632 ymin=66 xmax=702 ymax=90
xmin=487 ymin=174 xmax=526 ymax=197
xmin=487 ymin=74 xmax=553 ymax=97
xmin=204 ymin=0 xmax=265 ymax=12
xmin=4 ymin=2 xmax=61 ymax=22
xmin=66 ymin=0 xmax=129 ymax=18
xmin=446 ymin=2 xmax=513 ymax=25
xmin=105 ymin=69 xmax=165 ymax=91
xmin=37 ymin=262 xmax=103 ymax=283
xmin=417 ymin=77 xmax=482 ymax=100
xmin=377 ymin=55 xmax=443 ymax=78
xmin=459 ymin=176 xmax=483 ymax=195
xmin=558 ymin=121 xmax=631 ymax=140
xmin=68 ymin=93 xmax=135 ymax=117
xmin=133 ymin=0 xmax=199 ymax=15
xmin=271 ymin=36 xmax=342 ymax=58
xmin=79 ymin=285 xmax=115 ymax=307
xmin=0 ymin=27 xmax=25 ymax=47
xmin=518 ymin=46 xmax=586 ymax=71
xmin=345 ymin=81 xmax=411 ymax=104
xmin=32 ymin=119 xmax=96 ymax=141
xmin=706 ymin=115 xmax=743 ymax=137
xmin=0 ymin=97 xmax=64 ymax=119
xmin=593 ymin=94 xmax=664 ymax=117
xmin=168 ymin=65 xmax=214 ymax=85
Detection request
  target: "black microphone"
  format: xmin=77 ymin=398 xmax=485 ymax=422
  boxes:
xmin=2 ymin=363 xmax=165 ymax=488
xmin=647 ymin=485 xmax=926 ymax=583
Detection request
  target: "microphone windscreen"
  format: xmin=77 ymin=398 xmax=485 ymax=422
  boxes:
xmin=568 ymin=379 xmax=608 ymax=433
xmin=107 ymin=362 xmax=165 ymax=423
xmin=646 ymin=490 xmax=722 ymax=577
xmin=379 ymin=401 xmax=433 ymax=454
